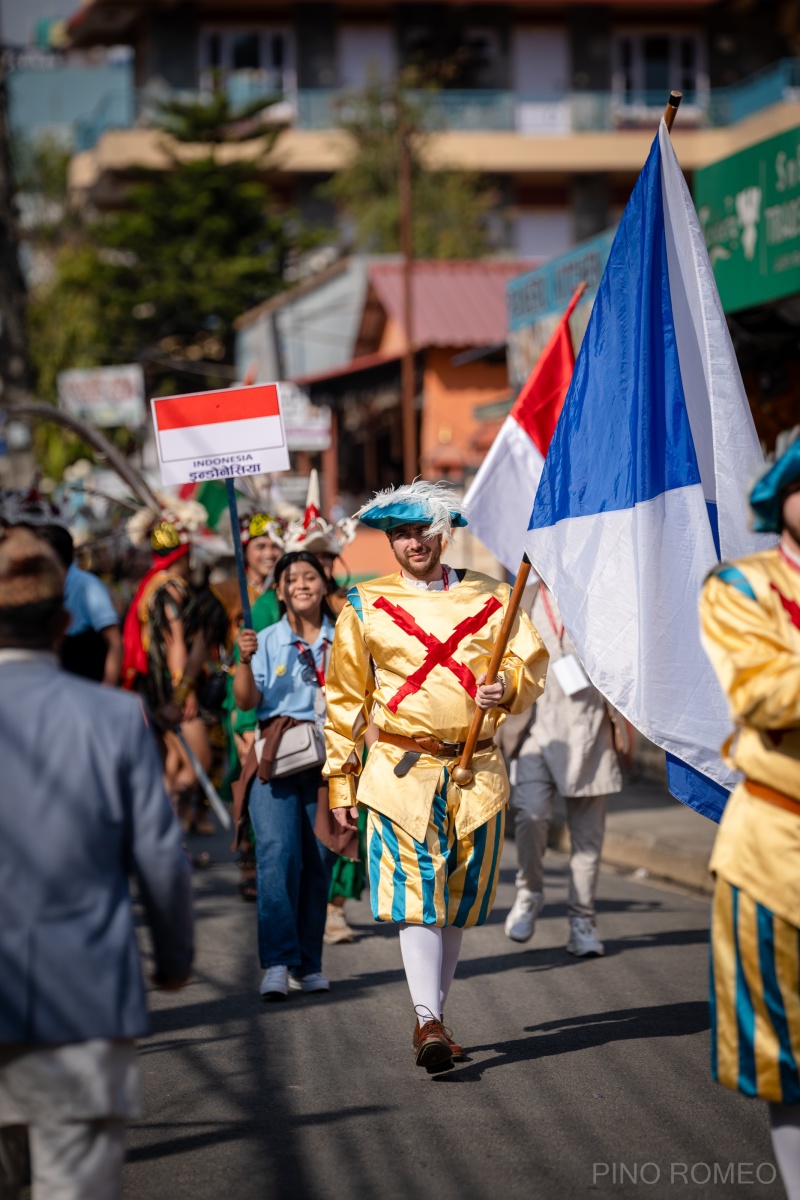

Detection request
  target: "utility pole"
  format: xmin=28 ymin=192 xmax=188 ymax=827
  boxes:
xmin=398 ymin=108 xmax=417 ymax=483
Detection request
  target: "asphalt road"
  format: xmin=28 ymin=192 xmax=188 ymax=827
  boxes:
xmin=123 ymin=832 xmax=782 ymax=1200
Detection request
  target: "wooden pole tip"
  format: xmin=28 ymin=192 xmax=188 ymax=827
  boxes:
xmin=663 ymin=91 xmax=683 ymax=132
xmin=451 ymin=766 xmax=474 ymax=786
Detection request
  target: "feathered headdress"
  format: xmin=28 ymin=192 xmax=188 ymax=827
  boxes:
xmin=354 ymin=480 xmax=468 ymax=542
xmin=239 ymin=510 xmax=286 ymax=549
xmin=284 ymin=470 xmax=357 ymax=557
xmin=0 ymin=488 xmax=65 ymax=530
xmin=126 ymin=493 xmax=208 ymax=552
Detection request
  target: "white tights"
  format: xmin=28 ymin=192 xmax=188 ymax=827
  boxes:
xmin=771 ymin=1104 xmax=800 ymax=1200
xmin=398 ymin=924 xmax=463 ymax=1026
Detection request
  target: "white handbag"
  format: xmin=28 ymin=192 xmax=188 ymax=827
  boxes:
xmin=255 ymin=721 xmax=326 ymax=778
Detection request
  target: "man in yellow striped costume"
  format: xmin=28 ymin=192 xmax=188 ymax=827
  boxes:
xmin=324 ymin=482 xmax=548 ymax=1071
xmin=700 ymin=437 xmax=800 ymax=1198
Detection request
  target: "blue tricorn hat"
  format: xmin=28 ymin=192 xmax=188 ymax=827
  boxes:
xmin=354 ymin=481 xmax=468 ymax=537
xmin=749 ymin=437 xmax=800 ymax=533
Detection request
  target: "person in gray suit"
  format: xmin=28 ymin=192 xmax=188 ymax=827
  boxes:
xmin=0 ymin=527 xmax=194 ymax=1200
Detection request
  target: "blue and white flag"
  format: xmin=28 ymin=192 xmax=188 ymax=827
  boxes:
xmin=525 ymin=122 xmax=772 ymax=822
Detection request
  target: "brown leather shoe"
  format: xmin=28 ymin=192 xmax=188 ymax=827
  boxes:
xmin=440 ymin=1014 xmax=465 ymax=1060
xmin=412 ymin=1018 xmax=454 ymax=1070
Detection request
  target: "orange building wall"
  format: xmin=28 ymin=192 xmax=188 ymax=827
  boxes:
xmin=420 ymin=347 xmax=509 ymax=482
xmin=378 ymin=315 xmax=408 ymax=357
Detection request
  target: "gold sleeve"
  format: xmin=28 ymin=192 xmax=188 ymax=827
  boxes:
xmin=498 ymin=603 xmax=549 ymax=715
xmin=323 ymin=598 xmax=375 ymax=808
xmin=700 ymin=573 xmax=800 ymax=730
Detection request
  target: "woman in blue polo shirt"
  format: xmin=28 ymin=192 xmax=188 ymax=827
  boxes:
xmin=234 ymin=551 xmax=336 ymax=1001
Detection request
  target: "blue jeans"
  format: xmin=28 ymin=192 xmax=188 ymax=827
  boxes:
xmin=249 ymin=768 xmax=331 ymax=975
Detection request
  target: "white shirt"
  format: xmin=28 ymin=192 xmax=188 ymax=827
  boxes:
xmin=400 ymin=565 xmax=460 ymax=592
xmin=780 ymin=535 xmax=800 ymax=571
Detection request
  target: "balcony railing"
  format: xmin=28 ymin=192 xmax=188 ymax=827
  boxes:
xmin=74 ymin=57 xmax=800 ymax=150
xmin=295 ymin=62 xmax=800 ymax=134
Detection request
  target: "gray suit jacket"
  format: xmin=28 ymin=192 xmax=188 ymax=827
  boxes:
xmin=0 ymin=653 xmax=194 ymax=1044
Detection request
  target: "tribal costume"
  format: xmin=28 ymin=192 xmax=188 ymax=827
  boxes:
xmin=700 ymin=440 xmax=800 ymax=1106
xmin=284 ymin=469 xmax=357 ymax=617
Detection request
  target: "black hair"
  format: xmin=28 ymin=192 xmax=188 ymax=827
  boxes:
xmin=32 ymin=524 xmax=74 ymax=569
xmin=0 ymin=597 xmax=65 ymax=648
xmin=273 ymin=551 xmax=335 ymax=622
xmin=779 ymin=479 xmax=800 ymax=533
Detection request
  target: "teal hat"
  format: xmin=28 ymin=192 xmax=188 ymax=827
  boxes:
xmin=354 ymin=482 xmax=468 ymax=537
xmin=749 ymin=438 xmax=800 ymax=533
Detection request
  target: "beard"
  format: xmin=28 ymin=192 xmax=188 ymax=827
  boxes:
xmin=783 ymin=514 xmax=800 ymax=548
xmin=394 ymin=538 xmax=442 ymax=579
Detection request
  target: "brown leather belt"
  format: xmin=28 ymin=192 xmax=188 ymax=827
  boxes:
xmin=744 ymin=780 xmax=800 ymax=816
xmin=378 ymin=730 xmax=495 ymax=759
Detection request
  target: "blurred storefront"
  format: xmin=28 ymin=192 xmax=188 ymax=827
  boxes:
xmin=695 ymin=124 xmax=800 ymax=448
xmin=236 ymin=256 xmax=530 ymax=511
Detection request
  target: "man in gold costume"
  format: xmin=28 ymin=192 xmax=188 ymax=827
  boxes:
xmin=324 ymin=482 xmax=548 ymax=1071
xmin=700 ymin=437 xmax=800 ymax=1199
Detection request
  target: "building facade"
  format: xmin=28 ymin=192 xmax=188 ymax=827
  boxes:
xmin=67 ymin=1 xmax=800 ymax=257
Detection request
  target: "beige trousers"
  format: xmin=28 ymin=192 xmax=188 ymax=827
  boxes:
xmin=0 ymin=1119 xmax=126 ymax=1200
xmin=510 ymin=750 xmax=607 ymax=919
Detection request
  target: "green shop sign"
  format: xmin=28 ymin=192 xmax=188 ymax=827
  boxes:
xmin=694 ymin=124 xmax=800 ymax=313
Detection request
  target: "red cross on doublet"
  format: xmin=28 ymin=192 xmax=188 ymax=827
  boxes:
xmin=374 ymin=594 xmax=502 ymax=713
xmin=770 ymin=582 xmax=800 ymax=632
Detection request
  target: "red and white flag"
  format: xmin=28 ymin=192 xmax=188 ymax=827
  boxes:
xmin=464 ymin=284 xmax=584 ymax=572
xmin=151 ymin=382 xmax=289 ymax=487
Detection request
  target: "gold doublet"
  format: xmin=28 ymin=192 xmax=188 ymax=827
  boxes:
xmin=701 ymin=546 xmax=800 ymax=1103
xmin=323 ymin=570 xmax=548 ymax=844
xmin=700 ymin=547 xmax=800 ymax=926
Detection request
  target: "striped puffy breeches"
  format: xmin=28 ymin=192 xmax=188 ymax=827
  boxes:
xmin=711 ymin=877 xmax=800 ymax=1103
xmin=367 ymin=767 xmax=505 ymax=928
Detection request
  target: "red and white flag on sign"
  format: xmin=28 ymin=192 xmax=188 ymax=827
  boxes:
xmin=150 ymin=382 xmax=289 ymax=487
xmin=152 ymin=384 xmax=283 ymax=461
xmin=464 ymin=284 xmax=585 ymax=573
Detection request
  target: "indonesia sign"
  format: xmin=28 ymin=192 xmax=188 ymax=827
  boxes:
xmin=58 ymin=364 xmax=146 ymax=428
xmin=694 ymin=124 xmax=800 ymax=313
xmin=151 ymin=383 xmax=290 ymax=487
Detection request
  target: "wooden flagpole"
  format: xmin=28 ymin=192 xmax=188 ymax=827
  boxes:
xmin=451 ymin=555 xmax=533 ymax=785
xmin=663 ymin=90 xmax=682 ymax=133
xmin=452 ymin=94 xmax=683 ymax=788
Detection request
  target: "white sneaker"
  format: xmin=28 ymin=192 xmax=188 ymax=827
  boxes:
xmin=324 ymin=905 xmax=354 ymax=945
xmin=288 ymin=972 xmax=330 ymax=994
xmin=504 ymin=889 xmax=545 ymax=942
xmin=259 ymin=965 xmax=289 ymax=1000
xmin=567 ymin=917 xmax=605 ymax=957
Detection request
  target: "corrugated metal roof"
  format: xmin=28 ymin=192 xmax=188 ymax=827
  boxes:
xmin=368 ymin=260 xmax=534 ymax=349
xmin=293 ymin=349 xmax=401 ymax=387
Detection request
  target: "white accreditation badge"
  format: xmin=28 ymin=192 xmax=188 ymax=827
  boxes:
xmin=550 ymin=653 xmax=591 ymax=697
xmin=313 ymin=687 xmax=326 ymax=736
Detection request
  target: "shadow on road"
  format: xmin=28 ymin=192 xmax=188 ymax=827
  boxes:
xmin=434 ymin=1000 xmax=709 ymax=1083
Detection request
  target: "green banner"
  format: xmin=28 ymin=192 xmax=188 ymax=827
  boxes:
xmin=694 ymin=124 xmax=800 ymax=313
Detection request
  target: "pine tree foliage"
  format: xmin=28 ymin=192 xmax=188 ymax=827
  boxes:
xmin=28 ymin=92 xmax=308 ymax=401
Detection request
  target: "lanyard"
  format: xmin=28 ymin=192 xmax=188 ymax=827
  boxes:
xmin=441 ymin=567 xmax=450 ymax=591
xmin=540 ymin=587 xmax=565 ymax=648
xmin=294 ymin=639 xmax=328 ymax=693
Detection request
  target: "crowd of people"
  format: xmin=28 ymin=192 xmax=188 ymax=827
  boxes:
xmin=0 ymin=443 xmax=799 ymax=1198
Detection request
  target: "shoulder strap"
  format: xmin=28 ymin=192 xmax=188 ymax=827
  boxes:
xmin=709 ymin=562 xmax=758 ymax=602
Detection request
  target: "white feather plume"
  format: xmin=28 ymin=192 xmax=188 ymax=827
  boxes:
xmin=354 ymin=480 xmax=466 ymax=542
